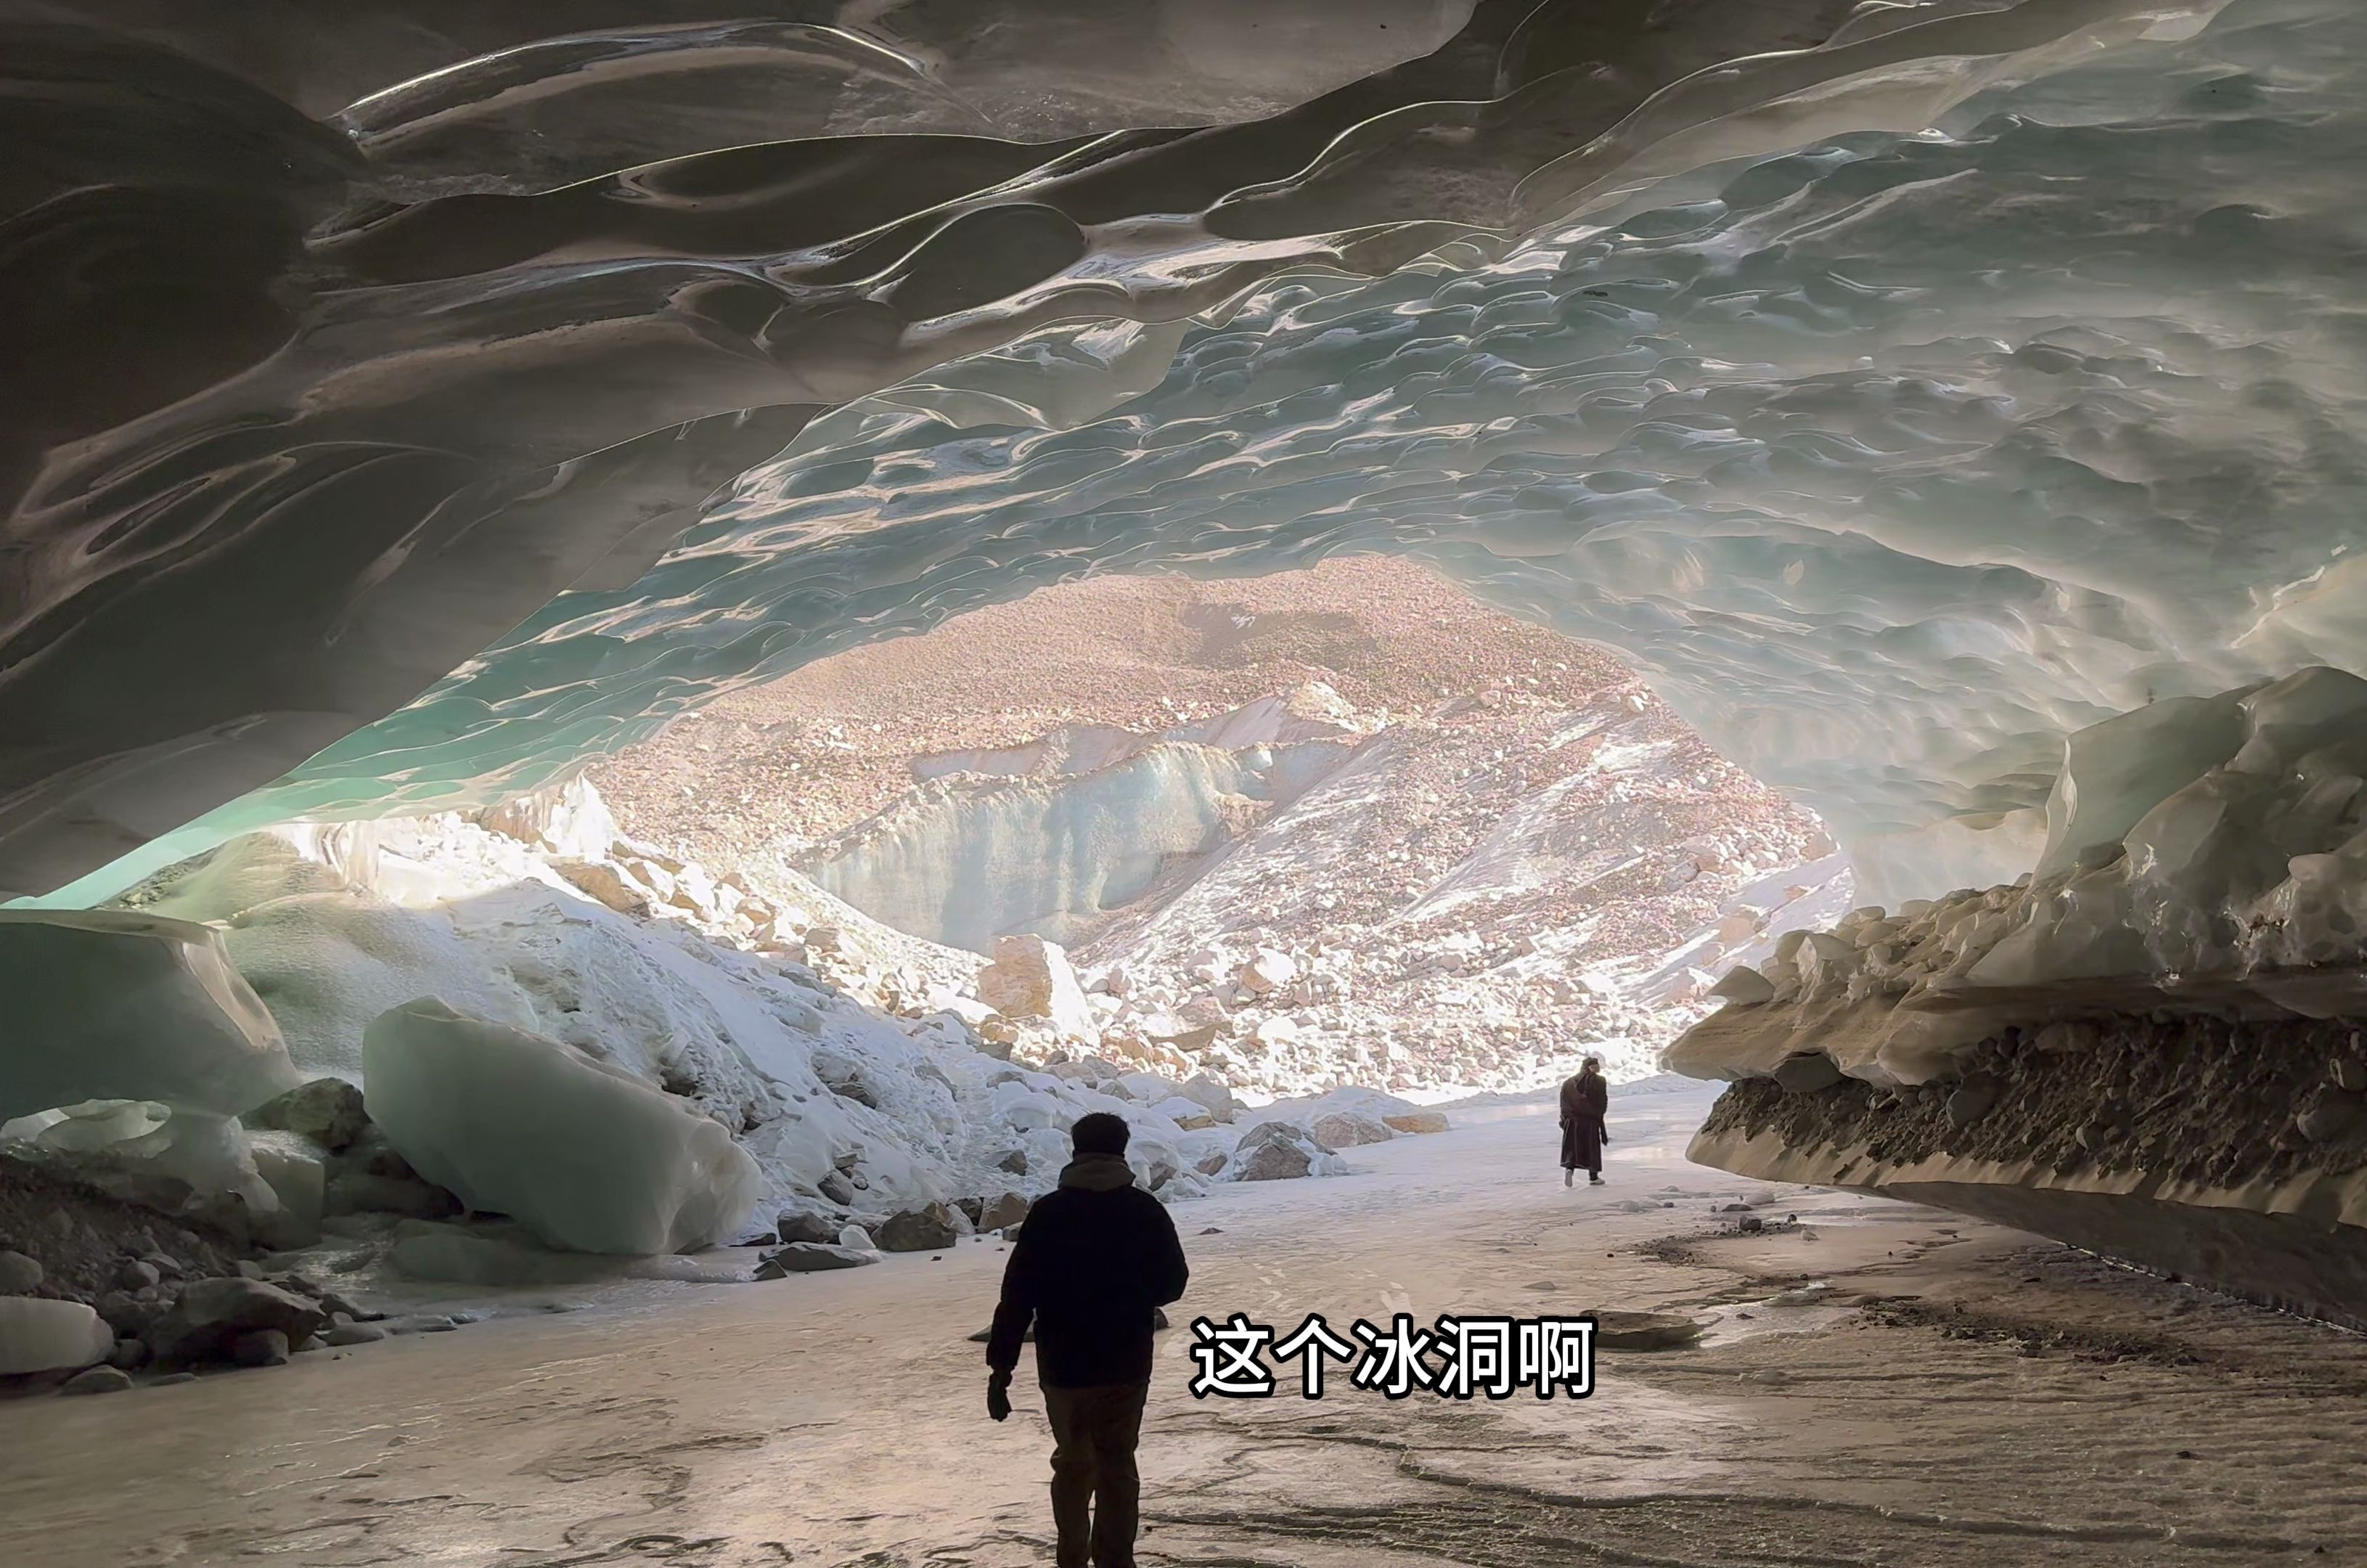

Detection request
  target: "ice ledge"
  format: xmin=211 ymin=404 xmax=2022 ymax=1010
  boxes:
xmin=1688 ymin=1120 xmax=2367 ymax=1330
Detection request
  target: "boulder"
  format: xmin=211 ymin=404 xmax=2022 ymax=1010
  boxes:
xmin=547 ymin=859 xmax=653 ymax=918
xmin=1709 ymin=965 xmax=1777 ymax=1005
xmin=758 ymin=1243 xmax=877 ymax=1275
xmin=1229 ymin=1120 xmax=1325 ymax=1182
xmin=1138 ymin=1008 xmax=1222 ymax=1053
xmin=666 ymin=860 xmax=724 ymax=920
xmin=978 ymin=1192 xmax=1031 ymax=1232
xmin=475 ymin=777 xmax=618 ymax=859
xmin=242 ymin=1078 xmax=369 ymax=1152
xmin=1771 ymin=1052 xmax=1844 ymax=1095
xmin=0 ymin=910 xmax=303 ymax=1122
xmin=1945 ymin=1075 xmax=2002 ymax=1128
xmin=148 ymin=1278 xmax=327 ymax=1366
xmin=232 ymin=1328 xmax=291 ymax=1368
xmin=248 ymin=1130 xmax=327 ymax=1249
xmin=1310 ymin=1109 xmax=1394 ymax=1148
xmin=324 ymin=1323 xmax=388 ymax=1346
xmin=0 ymin=1298 xmax=113 ymax=1374
xmin=976 ymin=934 xmax=1098 ymax=1039
xmin=1381 ymin=1111 xmax=1448 ymax=1135
xmin=2298 ymin=1092 xmax=2367 ymax=1142
xmin=1238 ymin=948 xmax=1298 ymax=995
xmin=876 ymin=1201 xmax=962 ymax=1253
xmin=60 ymin=1365 xmax=134 ymax=1396
xmin=1179 ymin=1074 xmax=1237 ymax=1123
xmin=361 ymin=998 xmax=762 ymax=1254
xmin=96 ymin=1291 xmax=163 ymax=1339
xmin=0 ymin=1249 xmax=41 ymax=1294
xmin=1151 ymin=1095 xmax=1217 ymax=1130
xmin=1714 ymin=910 xmax=1762 ymax=947
xmin=1232 ymin=1138 xmax=1312 ymax=1182
xmin=774 ymin=1207 xmax=841 ymax=1246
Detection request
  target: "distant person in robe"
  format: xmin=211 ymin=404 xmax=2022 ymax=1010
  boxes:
xmin=986 ymin=1111 xmax=1190 ymax=1568
xmin=1560 ymin=1055 xmax=1609 ymax=1186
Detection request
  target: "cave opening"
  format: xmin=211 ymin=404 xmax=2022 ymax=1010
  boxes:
xmin=8 ymin=0 xmax=2367 ymax=1560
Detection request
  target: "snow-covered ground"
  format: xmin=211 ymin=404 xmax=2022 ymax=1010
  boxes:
xmin=5 ymin=1083 xmax=2359 ymax=1567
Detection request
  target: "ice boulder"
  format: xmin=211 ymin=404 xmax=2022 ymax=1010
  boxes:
xmin=0 ymin=910 xmax=301 ymax=1121
xmin=361 ymin=998 xmax=763 ymax=1255
xmin=976 ymin=934 xmax=1097 ymax=1039
xmin=2 ymin=1100 xmax=281 ymax=1227
xmin=0 ymin=1298 xmax=113 ymax=1375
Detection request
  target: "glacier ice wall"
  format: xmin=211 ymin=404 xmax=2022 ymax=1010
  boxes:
xmin=15 ymin=0 xmax=2364 ymax=905
xmin=806 ymin=738 xmax=1350 ymax=954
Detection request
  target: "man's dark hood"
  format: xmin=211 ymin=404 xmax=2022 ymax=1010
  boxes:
xmin=1058 ymin=1151 xmax=1137 ymax=1191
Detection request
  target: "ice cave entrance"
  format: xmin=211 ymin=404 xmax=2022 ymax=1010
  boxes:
xmin=4 ymin=556 xmax=1828 ymax=1374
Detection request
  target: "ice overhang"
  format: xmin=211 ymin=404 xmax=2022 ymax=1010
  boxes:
xmin=20 ymin=0 xmax=2363 ymax=908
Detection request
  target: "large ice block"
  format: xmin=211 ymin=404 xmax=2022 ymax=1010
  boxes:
xmin=0 ymin=911 xmax=301 ymax=1121
xmin=360 ymin=998 xmax=763 ymax=1255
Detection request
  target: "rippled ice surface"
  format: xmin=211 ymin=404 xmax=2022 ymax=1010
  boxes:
xmin=69 ymin=0 xmax=2367 ymax=906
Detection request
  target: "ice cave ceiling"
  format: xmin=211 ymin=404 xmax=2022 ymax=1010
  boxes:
xmin=7 ymin=0 xmax=2365 ymax=907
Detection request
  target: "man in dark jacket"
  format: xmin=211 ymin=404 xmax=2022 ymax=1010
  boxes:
xmin=986 ymin=1112 xmax=1189 ymax=1568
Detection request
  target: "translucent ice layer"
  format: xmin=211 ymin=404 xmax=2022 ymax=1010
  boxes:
xmin=361 ymin=997 xmax=767 ymax=1255
xmin=7 ymin=0 xmax=2281 ymax=901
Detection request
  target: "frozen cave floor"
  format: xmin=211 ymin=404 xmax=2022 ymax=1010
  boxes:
xmin=4 ymin=1085 xmax=2362 ymax=1566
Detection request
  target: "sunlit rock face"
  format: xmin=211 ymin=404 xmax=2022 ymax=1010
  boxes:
xmin=9 ymin=0 xmax=2356 ymax=905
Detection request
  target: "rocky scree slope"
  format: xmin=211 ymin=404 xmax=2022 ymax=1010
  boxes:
xmin=592 ymin=564 xmax=1840 ymax=1098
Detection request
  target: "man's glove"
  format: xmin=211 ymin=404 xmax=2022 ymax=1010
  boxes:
xmin=986 ymin=1372 xmax=1013 ymax=1423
